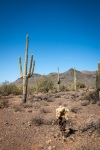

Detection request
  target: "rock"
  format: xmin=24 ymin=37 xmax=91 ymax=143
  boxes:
xmin=28 ymin=121 xmax=31 ymax=126
xmin=5 ymin=121 xmax=8 ymax=125
xmin=46 ymin=139 xmax=52 ymax=144
xmin=48 ymin=146 xmax=52 ymax=150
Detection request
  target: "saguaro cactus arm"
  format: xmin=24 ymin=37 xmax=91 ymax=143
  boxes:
xmin=27 ymin=55 xmax=35 ymax=78
xmin=31 ymin=60 xmax=35 ymax=75
xmin=27 ymin=55 xmax=33 ymax=77
xmin=19 ymin=56 xmax=23 ymax=77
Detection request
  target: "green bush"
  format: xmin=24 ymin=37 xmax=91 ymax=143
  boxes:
xmin=69 ymin=82 xmax=85 ymax=91
xmin=35 ymin=76 xmax=54 ymax=93
xmin=0 ymin=81 xmax=22 ymax=96
xmin=59 ymin=84 xmax=66 ymax=91
xmin=76 ymin=82 xmax=85 ymax=89
xmin=69 ymin=84 xmax=75 ymax=91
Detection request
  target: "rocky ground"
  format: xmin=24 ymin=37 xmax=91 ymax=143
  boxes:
xmin=0 ymin=90 xmax=100 ymax=150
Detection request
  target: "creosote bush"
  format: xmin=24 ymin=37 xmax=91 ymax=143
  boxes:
xmin=69 ymin=82 xmax=86 ymax=91
xmin=0 ymin=81 xmax=22 ymax=96
xmin=59 ymin=84 xmax=66 ymax=91
xmin=76 ymin=82 xmax=86 ymax=89
xmin=35 ymin=76 xmax=54 ymax=93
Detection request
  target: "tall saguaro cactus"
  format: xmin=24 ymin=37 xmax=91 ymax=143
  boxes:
xmin=74 ymin=67 xmax=76 ymax=91
xmin=57 ymin=67 xmax=60 ymax=91
xmin=96 ymin=63 xmax=100 ymax=100
xmin=19 ymin=35 xmax=35 ymax=103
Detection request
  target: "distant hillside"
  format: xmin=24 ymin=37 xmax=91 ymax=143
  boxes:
xmin=14 ymin=68 xmax=96 ymax=87
xmin=81 ymin=70 xmax=96 ymax=75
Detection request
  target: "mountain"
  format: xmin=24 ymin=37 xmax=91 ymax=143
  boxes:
xmin=14 ymin=68 xmax=96 ymax=87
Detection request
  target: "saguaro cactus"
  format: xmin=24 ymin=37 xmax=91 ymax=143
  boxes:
xmin=74 ymin=67 xmax=76 ymax=91
xmin=19 ymin=35 xmax=35 ymax=103
xmin=96 ymin=63 xmax=100 ymax=100
xmin=57 ymin=67 xmax=60 ymax=91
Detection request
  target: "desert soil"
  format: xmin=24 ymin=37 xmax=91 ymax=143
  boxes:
xmin=0 ymin=90 xmax=100 ymax=150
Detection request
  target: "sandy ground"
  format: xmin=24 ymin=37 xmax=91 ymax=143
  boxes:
xmin=0 ymin=91 xmax=100 ymax=150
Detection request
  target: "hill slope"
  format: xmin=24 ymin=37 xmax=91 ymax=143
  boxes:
xmin=14 ymin=68 xmax=96 ymax=87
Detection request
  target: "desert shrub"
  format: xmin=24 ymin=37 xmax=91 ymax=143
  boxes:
xmin=69 ymin=84 xmax=75 ymax=91
xmin=80 ymin=100 xmax=90 ymax=106
xmin=97 ymin=101 xmax=100 ymax=106
xmin=35 ymin=76 xmax=54 ymax=93
xmin=27 ymin=86 xmax=36 ymax=95
xmin=83 ymin=91 xmax=98 ymax=102
xmin=80 ymin=115 xmax=100 ymax=133
xmin=0 ymin=81 xmax=22 ymax=96
xmin=70 ymin=106 xmax=81 ymax=113
xmin=31 ymin=110 xmax=54 ymax=126
xmin=59 ymin=85 xmax=66 ymax=91
xmin=31 ymin=115 xmax=46 ymax=126
xmin=69 ymin=82 xmax=85 ymax=91
xmin=76 ymin=82 xmax=85 ymax=89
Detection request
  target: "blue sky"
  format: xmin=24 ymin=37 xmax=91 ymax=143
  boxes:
xmin=0 ymin=0 xmax=100 ymax=82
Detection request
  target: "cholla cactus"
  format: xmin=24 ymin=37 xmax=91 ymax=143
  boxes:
xmin=56 ymin=106 xmax=69 ymax=121
xmin=74 ymin=67 xmax=76 ymax=91
xmin=19 ymin=35 xmax=35 ymax=103
xmin=57 ymin=67 xmax=60 ymax=91
xmin=56 ymin=106 xmax=69 ymax=138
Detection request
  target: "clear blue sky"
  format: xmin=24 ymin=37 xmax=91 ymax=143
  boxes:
xmin=0 ymin=0 xmax=100 ymax=82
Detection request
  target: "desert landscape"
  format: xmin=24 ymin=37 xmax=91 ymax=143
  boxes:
xmin=0 ymin=1 xmax=100 ymax=150
xmin=0 ymin=69 xmax=100 ymax=150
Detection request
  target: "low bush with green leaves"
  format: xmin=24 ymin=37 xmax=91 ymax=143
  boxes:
xmin=76 ymin=82 xmax=86 ymax=89
xmin=35 ymin=76 xmax=54 ymax=93
xmin=0 ymin=81 xmax=22 ymax=96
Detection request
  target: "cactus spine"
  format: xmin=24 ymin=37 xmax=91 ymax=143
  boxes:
xmin=96 ymin=63 xmax=100 ymax=100
xmin=19 ymin=35 xmax=35 ymax=103
xmin=74 ymin=67 xmax=76 ymax=91
xmin=57 ymin=67 xmax=60 ymax=91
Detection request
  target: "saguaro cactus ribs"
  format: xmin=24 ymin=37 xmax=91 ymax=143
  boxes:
xmin=19 ymin=35 xmax=35 ymax=103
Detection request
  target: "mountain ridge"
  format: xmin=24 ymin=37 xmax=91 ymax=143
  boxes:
xmin=14 ymin=68 xmax=96 ymax=87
